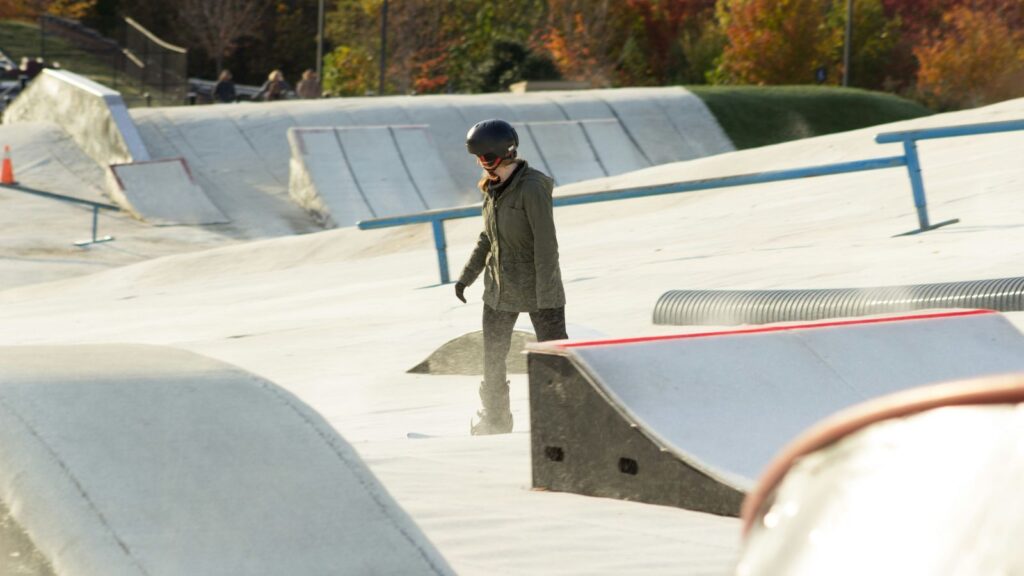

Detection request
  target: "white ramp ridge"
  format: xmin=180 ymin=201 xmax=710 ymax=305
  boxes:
xmin=3 ymin=69 xmax=149 ymax=166
xmin=107 ymin=158 xmax=229 ymax=225
xmin=528 ymin=310 xmax=1024 ymax=513
xmin=135 ymin=86 xmax=732 ymax=234
xmin=0 ymin=344 xmax=453 ymax=576
xmin=288 ymin=125 xmax=470 ymax=227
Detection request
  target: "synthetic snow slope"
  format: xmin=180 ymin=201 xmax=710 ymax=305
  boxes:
xmin=0 ymin=123 xmax=234 ymax=290
xmin=0 ymin=344 xmax=453 ymax=576
xmin=0 ymin=98 xmax=1021 ymax=575
xmin=130 ymin=87 xmax=732 ymax=234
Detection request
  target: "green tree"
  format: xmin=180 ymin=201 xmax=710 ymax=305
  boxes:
xmin=826 ymin=0 xmax=901 ymax=90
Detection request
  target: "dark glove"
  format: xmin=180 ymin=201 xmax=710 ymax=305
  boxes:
xmin=455 ymin=282 xmax=467 ymax=303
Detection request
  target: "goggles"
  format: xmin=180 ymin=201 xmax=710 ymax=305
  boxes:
xmin=476 ymin=152 xmax=501 ymax=165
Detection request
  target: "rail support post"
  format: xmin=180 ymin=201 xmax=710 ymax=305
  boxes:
xmin=432 ymin=219 xmax=451 ymax=285
xmin=902 ymin=139 xmax=930 ymax=230
xmin=74 ymin=205 xmax=115 ymax=247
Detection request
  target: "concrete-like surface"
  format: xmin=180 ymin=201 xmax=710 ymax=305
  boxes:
xmin=107 ymin=158 xmax=228 ymax=225
xmin=0 ymin=94 xmax=1021 ymax=575
xmin=132 ymin=87 xmax=732 ymax=234
xmin=536 ymin=310 xmax=1024 ymax=492
xmin=0 ymin=122 xmax=235 ymax=291
xmin=739 ymin=379 xmax=1024 ymax=575
xmin=3 ymin=69 xmax=149 ymax=166
xmin=287 ymin=118 xmax=653 ymax=228
xmin=0 ymin=344 xmax=452 ymax=576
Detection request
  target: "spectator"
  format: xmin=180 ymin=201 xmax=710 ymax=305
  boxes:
xmin=254 ymin=69 xmax=290 ymax=102
xmin=20 ymin=57 xmax=45 ymax=80
xmin=213 ymin=69 xmax=236 ymax=103
xmin=296 ymin=69 xmax=321 ymax=99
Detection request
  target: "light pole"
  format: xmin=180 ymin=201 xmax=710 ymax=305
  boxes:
xmin=316 ymin=0 xmax=325 ymax=79
xmin=379 ymin=0 xmax=388 ymax=96
xmin=843 ymin=0 xmax=853 ymax=87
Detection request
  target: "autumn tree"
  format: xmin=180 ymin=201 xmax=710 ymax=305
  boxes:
xmin=543 ymin=0 xmax=631 ymax=86
xmin=915 ymin=4 xmax=1024 ymax=109
xmin=175 ymin=0 xmax=272 ymax=72
xmin=619 ymin=0 xmax=717 ymax=85
xmin=714 ymin=0 xmax=841 ymax=85
xmin=0 ymin=0 xmax=97 ymax=19
xmin=824 ymin=0 xmax=901 ymax=90
xmin=323 ymin=0 xmax=548 ymax=95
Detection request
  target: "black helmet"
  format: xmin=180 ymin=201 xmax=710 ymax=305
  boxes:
xmin=466 ymin=119 xmax=518 ymax=162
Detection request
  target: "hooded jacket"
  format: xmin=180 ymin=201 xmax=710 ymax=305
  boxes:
xmin=458 ymin=161 xmax=566 ymax=312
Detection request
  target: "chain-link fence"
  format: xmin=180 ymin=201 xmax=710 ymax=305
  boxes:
xmin=39 ymin=15 xmax=187 ymax=107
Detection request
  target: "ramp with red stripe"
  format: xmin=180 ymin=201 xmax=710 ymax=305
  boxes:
xmin=527 ymin=310 xmax=1024 ymax=516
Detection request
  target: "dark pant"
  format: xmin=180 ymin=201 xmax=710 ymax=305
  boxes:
xmin=481 ymin=304 xmax=567 ymax=412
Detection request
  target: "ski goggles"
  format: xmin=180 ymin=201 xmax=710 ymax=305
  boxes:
xmin=476 ymin=152 xmax=501 ymax=165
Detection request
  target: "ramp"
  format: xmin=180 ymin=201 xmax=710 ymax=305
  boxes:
xmin=739 ymin=374 xmax=1024 ymax=575
xmin=527 ymin=309 xmax=1024 ymax=516
xmin=107 ymin=158 xmax=229 ymax=225
xmin=129 ymin=87 xmax=732 ymax=235
xmin=288 ymin=125 xmax=468 ymax=227
xmin=0 ymin=344 xmax=453 ymax=575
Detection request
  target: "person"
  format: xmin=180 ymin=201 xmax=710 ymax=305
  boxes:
xmin=254 ymin=69 xmax=290 ymax=101
xmin=455 ymin=119 xmax=568 ymax=435
xmin=296 ymin=69 xmax=321 ymax=99
xmin=212 ymin=69 xmax=236 ymax=103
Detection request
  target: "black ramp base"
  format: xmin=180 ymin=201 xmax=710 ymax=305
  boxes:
xmin=528 ymin=353 xmax=744 ymax=516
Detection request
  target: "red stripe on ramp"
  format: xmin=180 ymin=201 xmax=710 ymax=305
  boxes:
xmin=558 ymin=309 xmax=996 ymax=349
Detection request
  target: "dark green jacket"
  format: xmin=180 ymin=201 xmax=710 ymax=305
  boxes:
xmin=459 ymin=161 xmax=566 ymax=312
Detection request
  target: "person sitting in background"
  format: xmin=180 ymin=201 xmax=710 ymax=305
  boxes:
xmin=254 ymin=69 xmax=290 ymax=102
xmin=213 ymin=69 xmax=236 ymax=103
xmin=296 ymin=69 xmax=321 ymax=99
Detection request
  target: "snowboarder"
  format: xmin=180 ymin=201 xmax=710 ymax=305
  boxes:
xmin=455 ymin=119 xmax=568 ymax=435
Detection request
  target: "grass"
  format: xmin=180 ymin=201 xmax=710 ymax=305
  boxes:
xmin=688 ymin=85 xmax=934 ymax=149
xmin=1 ymin=19 xmax=165 ymax=106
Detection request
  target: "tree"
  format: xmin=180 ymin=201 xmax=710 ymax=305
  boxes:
xmin=915 ymin=4 xmax=1024 ymax=109
xmin=175 ymin=0 xmax=272 ymax=72
xmin=714 ymin=0 xmax=842 ymax=85
xmin=622 ymin=0 xmax=717 ymax=84
xmin=469 ymin=39 xmax=561 ymax=92
xmin=825 ymin=0 xmax=901 ymax=90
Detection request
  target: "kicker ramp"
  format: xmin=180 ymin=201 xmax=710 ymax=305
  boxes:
xmin=527 ymin=310 xmax=1024 ymax=516
xmin=132 ymin=87 xmax=733 ymax=233
xmin=3 ymin=69 xmax=149 ymax=166
xmin=0 ymin=344 xmax=453 ymax=576
xmin=107 ymin=158 xmax=228 ymax=225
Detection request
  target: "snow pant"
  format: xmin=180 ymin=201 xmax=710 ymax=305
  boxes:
xmin=481 ymin=304 xmax=568 ymax=413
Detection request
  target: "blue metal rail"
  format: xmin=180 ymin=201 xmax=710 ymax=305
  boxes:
xmin=359 ymin=118 xmax=1024 ymax=284
xmin=0 ymin=183 xmax=120 ymax=246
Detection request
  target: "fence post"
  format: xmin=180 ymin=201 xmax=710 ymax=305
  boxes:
xmin=432 ymin=220 xmax=451 ymax=285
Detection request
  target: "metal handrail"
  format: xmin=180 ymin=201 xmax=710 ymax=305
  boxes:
xmin=0 ymin=183 xmax=119 ymax=246
xmin=359 ymin=118 xmax=1024 ymax=285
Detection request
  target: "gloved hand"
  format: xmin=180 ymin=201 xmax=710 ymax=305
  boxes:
xmin=455 ymin=282 xmax=467 ymax=303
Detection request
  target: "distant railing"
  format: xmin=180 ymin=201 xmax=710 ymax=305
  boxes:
xmin=359 ymin=118 xmax=1024 ymax=285
xmin=39 ymin=15 xmax=187 ymax=107
xmin=0 ymin=183 xmax=119 ymax=246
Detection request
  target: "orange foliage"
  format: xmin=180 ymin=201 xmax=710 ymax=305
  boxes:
xmin=915 ymin=5 xmax=1024 ymax=109
xmin=717 ymin=0 xmax=840 ymax=85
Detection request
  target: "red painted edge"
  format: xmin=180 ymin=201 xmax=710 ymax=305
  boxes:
xmin=555 ymin=309 xmax=995 ymax=349
xmin=740 ymin=372 xmax=1024 ymax=536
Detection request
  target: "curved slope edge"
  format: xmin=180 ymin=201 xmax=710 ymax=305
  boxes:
xmin=0 ymin=344 xmax=452 ymax=576
xmin=527 ymin=310 xmax=1024 ymax=516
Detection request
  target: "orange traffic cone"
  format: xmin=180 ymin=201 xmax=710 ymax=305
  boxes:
xmin=1 ymin=145 xmax=15 ymax=185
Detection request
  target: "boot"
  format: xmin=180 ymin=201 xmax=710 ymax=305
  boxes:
xmin=471 ymin=380 xmax=513 ymax=435
xmin=471 ymin=408 xmax=513 ymax=435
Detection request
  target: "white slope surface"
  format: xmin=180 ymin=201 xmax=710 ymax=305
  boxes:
xmin=0 ymin=96 xmax=1021 ymax=575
